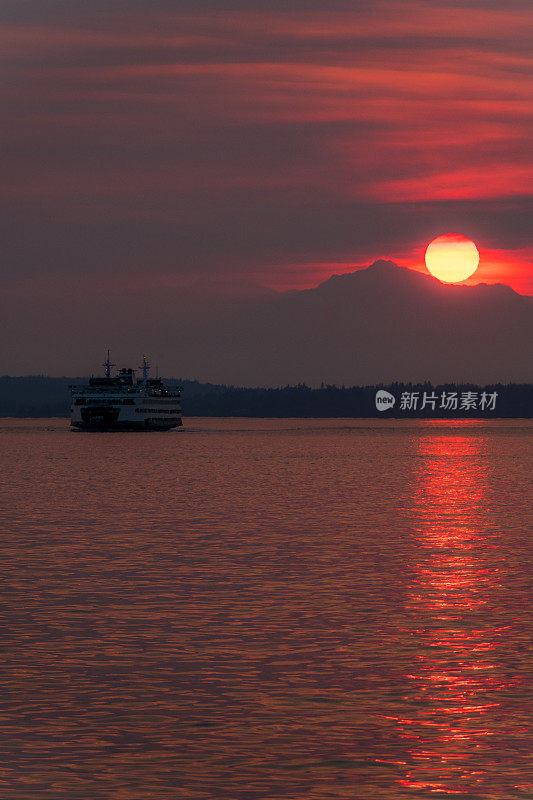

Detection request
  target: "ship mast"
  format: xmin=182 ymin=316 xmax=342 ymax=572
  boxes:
xmin=102 ymin=349 xmax=115 ymax=378
xmin=140 ymin=354 xmax=151 ymax=387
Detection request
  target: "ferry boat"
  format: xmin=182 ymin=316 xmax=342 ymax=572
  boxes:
xmin=70 ymin=352 xmax=183 ymax=431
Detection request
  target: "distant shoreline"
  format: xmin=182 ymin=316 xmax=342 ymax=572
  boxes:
xmin=1 ymin=377 xmax=531 ymax=419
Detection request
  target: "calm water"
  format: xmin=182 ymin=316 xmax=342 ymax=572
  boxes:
xmin=0 ymin=418 xmax=531 ymax=799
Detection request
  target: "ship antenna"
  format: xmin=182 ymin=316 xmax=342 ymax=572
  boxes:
xmin=140 ymin=354 xmax=151 ymax=387
xmin=103 ymin=349 xmax=115 ymax=378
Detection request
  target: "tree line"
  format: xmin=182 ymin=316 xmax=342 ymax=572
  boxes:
xmin=0 ymin=376 xmax=531 ymax=418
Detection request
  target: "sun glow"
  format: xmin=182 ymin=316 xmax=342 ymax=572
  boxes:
xmin=425 ymin=234 xmax=480 ymax=283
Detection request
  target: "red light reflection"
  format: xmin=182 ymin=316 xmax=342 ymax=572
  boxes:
xmin=396 ymin=433 xmax=518 ymax=795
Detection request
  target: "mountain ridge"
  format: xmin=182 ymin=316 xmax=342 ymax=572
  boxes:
xmin=183 ymin=258 xmax=533 ymax=386
xmin=296 ymin=260 xmax=530 ymax=301
xmin=3 ymin=259 xmax=531 ymax=384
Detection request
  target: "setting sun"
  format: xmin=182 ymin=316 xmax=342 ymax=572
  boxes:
xmin=425 ymin=234 xmax=480 ymax=283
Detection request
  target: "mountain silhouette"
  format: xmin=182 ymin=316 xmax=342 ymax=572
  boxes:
xmin=172 ymin=260 xmax=532 ymax=386
xmin=5 ymin=260 xmax=531 ymax=384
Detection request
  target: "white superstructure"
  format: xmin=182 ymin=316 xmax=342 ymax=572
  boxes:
xmin=70 ymin=353 xmax=182 ymax=431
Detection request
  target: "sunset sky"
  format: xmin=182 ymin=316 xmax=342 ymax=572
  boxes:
xmin=1 ymin=0 xmax=532 ymax=320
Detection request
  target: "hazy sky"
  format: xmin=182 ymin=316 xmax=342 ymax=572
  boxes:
xmin=1 ymin=0 xmax=532 ymax=374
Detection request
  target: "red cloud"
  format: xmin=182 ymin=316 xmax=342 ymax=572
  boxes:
xmin=0 ymin=1 xmax=531 ymax=295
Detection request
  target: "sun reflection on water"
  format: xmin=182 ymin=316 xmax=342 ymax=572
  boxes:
xmin=396 ymin=432 xmax=520 ymax=795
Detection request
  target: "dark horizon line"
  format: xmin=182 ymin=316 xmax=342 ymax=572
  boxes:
xmin=2 ymin=375 xmax=531 ymax=390
xmin=2 ymin=376 xmax=530 ymax=419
